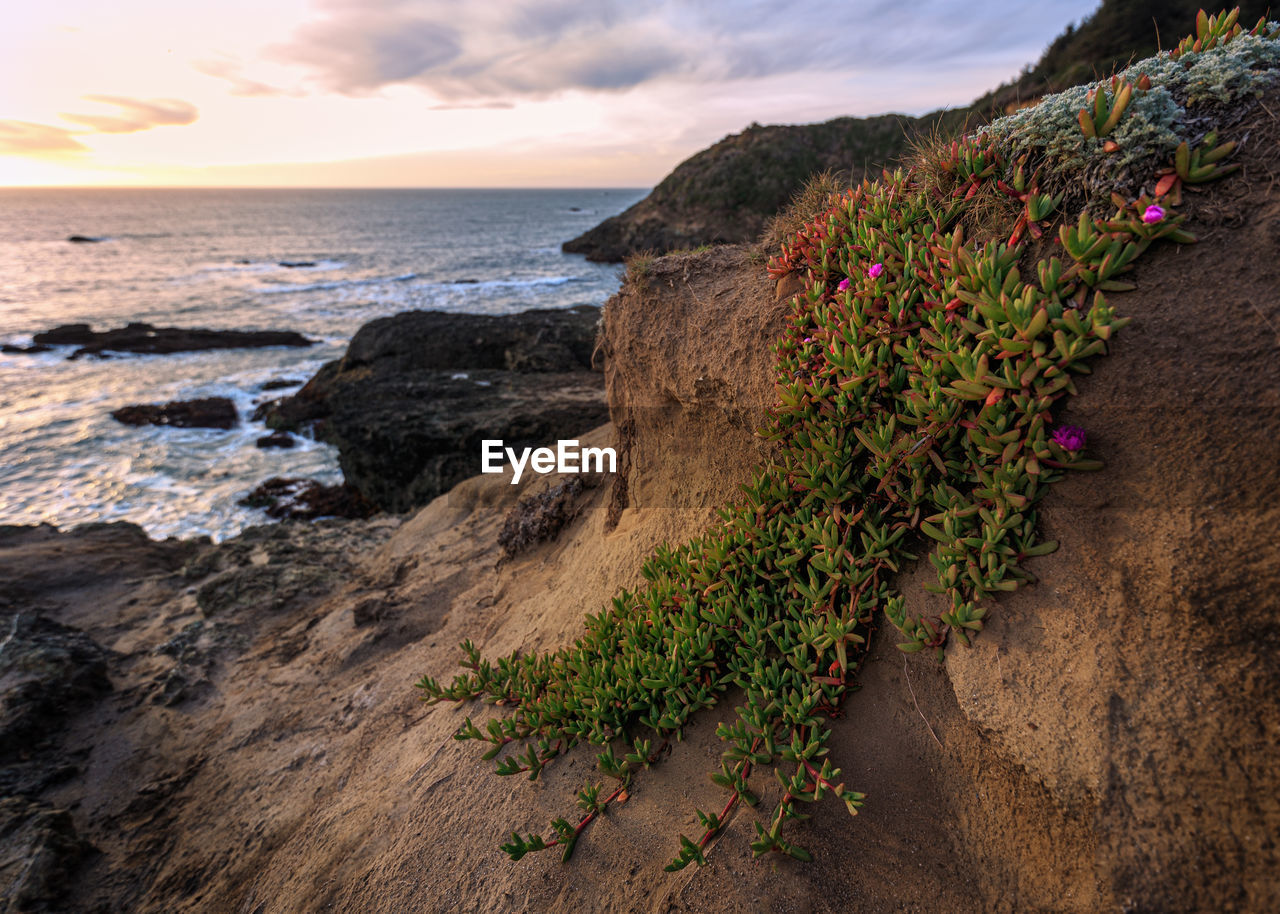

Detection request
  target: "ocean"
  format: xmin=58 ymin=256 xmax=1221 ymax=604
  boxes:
xmin=0 ymin=187 xmax=646 ymax=541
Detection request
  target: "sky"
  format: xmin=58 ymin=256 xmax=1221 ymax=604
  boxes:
xmin=0 ymin=0 xmax=1099 ymax=188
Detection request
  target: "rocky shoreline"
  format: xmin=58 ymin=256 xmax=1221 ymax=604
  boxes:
xmin=4 ymin=71 xmax=1280 ymax=911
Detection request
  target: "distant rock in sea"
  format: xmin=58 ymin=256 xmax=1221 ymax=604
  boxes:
xmin=1 ymin=343 xmax=52 ymax=354
xmin=65 ymin=235 xmax=104 ymax=243
xmin=277 ymin=261 xmax=317 ymax=268
xmin=111 ymin=398 xmax=238 ymax=430
xmin=31 ymin=322 xmax=315 ymax=359
xmin=259 ymin=378 xmax=303 ymax=391
xmin=255 ymin=431 xmax=296 ymax=449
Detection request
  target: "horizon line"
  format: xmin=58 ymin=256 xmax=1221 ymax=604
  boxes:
xmin=0 ymin=184 xmax=654 ymax=191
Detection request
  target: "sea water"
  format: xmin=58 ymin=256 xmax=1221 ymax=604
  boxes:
xmin=0 ymin=187 xmax=645 ymax=540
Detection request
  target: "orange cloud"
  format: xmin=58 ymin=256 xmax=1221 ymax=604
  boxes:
xmin=59 ymin=96 xmax=198 ymax=134
xmin=0 ymin=121 xmax=86 ymax=155
xmin=194 ymin=58 xmax=297 ymax=98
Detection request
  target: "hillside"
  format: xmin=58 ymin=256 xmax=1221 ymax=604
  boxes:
xmin=560 ymin=114 xmax=952 ymax=262
xmin=564 ymin=0 xmax=1275 ymax=262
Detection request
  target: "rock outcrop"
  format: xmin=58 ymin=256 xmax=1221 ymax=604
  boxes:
xmin=238 ymin=477 xmax=375 ymax=520
xmin=31 ymin=322 xmax=314 ymax=359
xmin=259 ymin=306 xmax=609 ymax=513
xmin=111 ymin=397 xmax=238 ymax=430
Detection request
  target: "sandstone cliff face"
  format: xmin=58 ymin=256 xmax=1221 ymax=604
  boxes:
xmin=4 ymin=130 xmax=1280 ymax=912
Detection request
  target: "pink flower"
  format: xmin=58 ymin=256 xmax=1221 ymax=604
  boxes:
xmin=867 ymin=262 xmax=884 ymax=279
xmin=802 ymin=337 xmax=813 ymax=344
xmin=837 ymin=278 xmax=850 ymax=292
xmin=1052 ymin=425 xmax=1086 ymax=451
xmin=1142 ymin=204 xmax=1165 ymax=224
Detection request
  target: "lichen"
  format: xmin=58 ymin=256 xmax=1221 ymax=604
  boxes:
xmin=983 ymin=23 xmax=1280 ymax=201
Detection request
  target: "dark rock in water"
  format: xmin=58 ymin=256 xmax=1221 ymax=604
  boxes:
xmin=66 ymin=234 xmax=103 ymax=243
xmin=260 ymin=378 xmax=303 ymax=391
xmin=278 ymin=260 xmax=317 ymax=268
xmin=111 ymin=397 xmax=238 ymax=430
xmin=32 ymin=321 xmax=315 ymax=358
xmin=0 ymin=613 xmax=113 ymax=760
xmin=239 ymin=477 xmax=375 ymax=520
xmin=256 ymin=431 xmax=296 ymax=449
xmin=1 ymin=343 xmax=52 ymax=354
xmin=32 ymin=323 xmax=96 ymax=346
xmin=258 ymin=306 xmax=608 ymax=512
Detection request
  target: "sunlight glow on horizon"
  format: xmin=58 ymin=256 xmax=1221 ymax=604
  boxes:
xmin=1 ymin=1 xmax=1097 ymax=188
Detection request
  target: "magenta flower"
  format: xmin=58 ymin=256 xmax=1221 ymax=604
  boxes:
xmin=1142 ymin=204 xmax=1165 ymax=224
xmin=837 ymin=278 xmax=850 ymax=292
xmin=867 ymin=262 xmax=884 ymax=279
xmin=1052 ymin=425 xmax=1086 ymax=451
xmin=802 ymin=336 xmax=813 ymax=344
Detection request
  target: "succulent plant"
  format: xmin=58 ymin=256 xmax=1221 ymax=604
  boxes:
xmin=415 ymin=8 xmax=1268 ymax=873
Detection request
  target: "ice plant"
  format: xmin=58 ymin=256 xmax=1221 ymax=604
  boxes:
xmin=1052 ymin=425 xmax=1087 ymax=451
xmin=1143 ymin=204 xmax=1165 ymax=224
xmin=416 ymin=7 xmax=1261 ymax=875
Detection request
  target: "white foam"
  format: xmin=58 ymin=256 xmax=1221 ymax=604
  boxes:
xmin=438 ymin=275 xmax=580 ymax=291
xmin=256 ymin=272 xmax=417 ymax=295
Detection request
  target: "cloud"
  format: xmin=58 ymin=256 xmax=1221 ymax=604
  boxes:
xmin=194 ymin=58 xmax=297 ymax=98
xmin=0 ymin=96 xmax=199 ymax=157
xmin=60 ymin=96 xmax=199 ymax=134
xmin=266 ymin=0 xmax=1095 ymax=102
xmin=428 ymin=100 xmax=515 ymax=110
xmin=273 ymin=5 xmax=463 ymax=94
xmin=0 ymin=121 xmax=86 ymax=154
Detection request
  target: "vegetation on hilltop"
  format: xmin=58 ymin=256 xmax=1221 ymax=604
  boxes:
xmin=562 ymin=114 xmax=942 ymax=261
xmin=564 ymin=0 xmax=1275 ymax=262
xmin=427 ymin=10 xmax=1280 ymax=871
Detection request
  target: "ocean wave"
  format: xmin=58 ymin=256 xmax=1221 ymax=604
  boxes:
xmin=201 ymin=258 xmax=348 ymax=274
xmin=256 ymin=272 xmax=417 ymax=295
xmin=437 ymin=275 xmax=581 ymax=290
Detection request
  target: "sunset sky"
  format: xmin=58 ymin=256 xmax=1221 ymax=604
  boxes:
xmin=1 ymin=0 xmax=1098 ymax=188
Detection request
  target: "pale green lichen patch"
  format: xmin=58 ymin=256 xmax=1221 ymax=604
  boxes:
xmin=983 ymin=24 xmax=1280 ymax=201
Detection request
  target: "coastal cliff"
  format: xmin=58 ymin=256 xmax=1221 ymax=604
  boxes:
xmin=4 ymin=78 xmax=1280 ymax=909
xmin=6 ymin=11 xmax=1280 ymax=908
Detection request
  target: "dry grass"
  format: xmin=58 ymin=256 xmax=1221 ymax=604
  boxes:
xmin=759 ymin=169 xmax=849 ymax=251
xmin=622 ymin=249 xmax=658 ymax=287
xmin=906 ymin=121 xmax=1025 ymax=245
